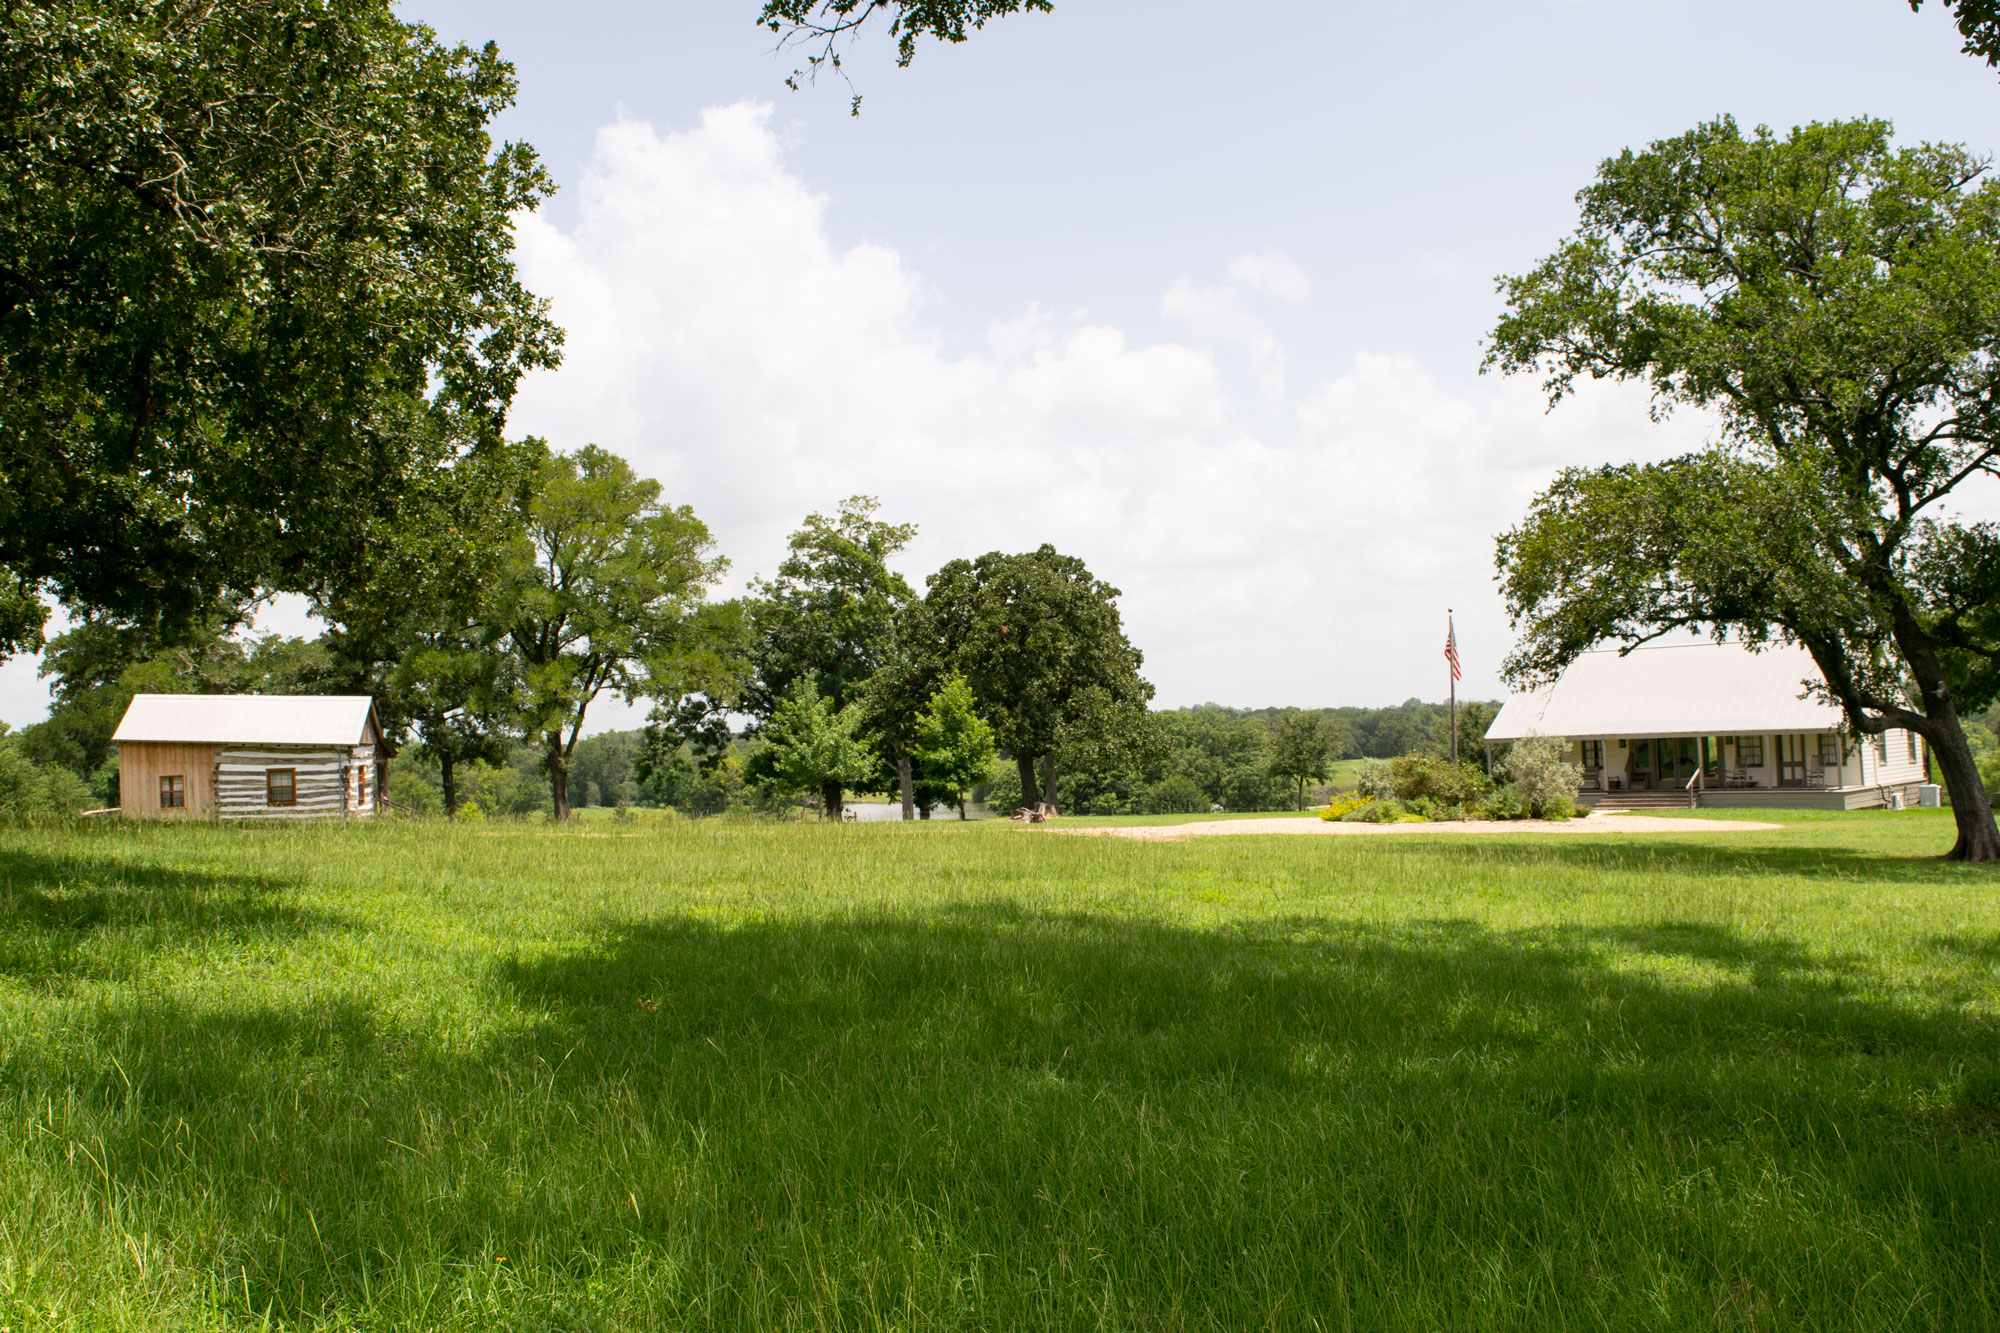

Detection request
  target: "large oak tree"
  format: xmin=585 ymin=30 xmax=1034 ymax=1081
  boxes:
xmin=746 ymin=496 xmax=915 ymax=819
xmin=0 ymin=0 xmax=558 ymax=651
xmin=924 ymin=544 xmax=1150 ymax=813
xmin=501 ymin=445 xmax=730 ymax=821
xmin=1488 ymin=116 xmax=2000 ymax=861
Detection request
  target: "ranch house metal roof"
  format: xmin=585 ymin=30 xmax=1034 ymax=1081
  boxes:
xmin=112 ymin=694 xmax=383 ymax=747
xmin=1484 ymin=641 xmax=1845 ymax=742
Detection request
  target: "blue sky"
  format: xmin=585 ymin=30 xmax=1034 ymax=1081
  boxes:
xmin=5 ymin=0 xmax=1996 ymax=730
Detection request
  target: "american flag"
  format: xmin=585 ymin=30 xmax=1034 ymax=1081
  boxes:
xmin=1444 ymin=619 xmax=1462 ymax=682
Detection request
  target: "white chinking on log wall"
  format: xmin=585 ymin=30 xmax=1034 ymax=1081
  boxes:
xmin=214 ymin=747 xmax=365 ymax=820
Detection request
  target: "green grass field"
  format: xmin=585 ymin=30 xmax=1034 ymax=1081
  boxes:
xmin=2 ymin=810 xmax=1997 ymax=1330
xmin=1325 ymin=757 xmax=1368 ymax=792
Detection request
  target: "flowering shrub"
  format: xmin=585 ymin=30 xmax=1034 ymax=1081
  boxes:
xmin=1320 ymin=748 xmax=1584 ymax=820
xmin=1319 ymin=792 xmax=1373 ymax=821
xmin=1387 ymin=755 xmax=1493 ymax=804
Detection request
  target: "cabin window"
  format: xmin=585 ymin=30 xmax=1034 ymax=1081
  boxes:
xmin=266 ymin=769 xmax=297 ymax=806
xmin=357 ymin=767 xmax=369 ymax=807
xmin=159 ymin=775 xmax=185 ymax=808
xmin=1737 ymin=735 xmax=1764 ymax=767
xmin=1579 ymin=740 xmax=1604 ymax=770
xmin=1818 ymin=734 xmax=1842 ymax=769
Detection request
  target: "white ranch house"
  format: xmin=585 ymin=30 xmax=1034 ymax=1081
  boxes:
xmin=1484 ymin=642 xmax=1931 ymax=810
xmin=112 ymin=694 xmax=389 ymax=820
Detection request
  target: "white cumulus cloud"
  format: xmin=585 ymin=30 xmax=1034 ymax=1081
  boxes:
xmin=501 ymin=101 xmax=1714 ymax=717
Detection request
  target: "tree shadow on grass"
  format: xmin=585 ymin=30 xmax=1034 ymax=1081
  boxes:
xmin=1929 ymin=931 xmax=2000 ymax=963
xmin=0 ymin=845 xmax=348 ymax=988
xmin=16 ymin=902 xmax=2000 ymax=1329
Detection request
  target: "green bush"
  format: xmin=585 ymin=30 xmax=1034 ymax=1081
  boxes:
xmin=1354 ymin=759 xmax=1396 ymax=800
xmin=1980 ymin=751 xmax=2000 ymax=808
xmin=1497 ymin=735 xmax=1582 ymax=819
xmin=388 ymin=771 xmax=439 ymax=815
xmin=0 ymin=734 xmax=93 ymax=820
xmin=1477 ymin=787 xmax=1534 ymax=821
xmin=984 ymin=765 xmax=1021 ymax=813
xmin=1387 ymin=754 xmax=1492 ymax=804
xmin=1144 ymin=774 xmax=1210 ymax=815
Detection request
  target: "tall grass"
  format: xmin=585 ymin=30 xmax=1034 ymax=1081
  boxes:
xmin=1 ymin=812 xmax=1996 ymax=1329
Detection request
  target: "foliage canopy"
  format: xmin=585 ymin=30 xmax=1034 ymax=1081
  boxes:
xmin=0 ymin=0 xmax=558 ymax=650
xmin=1488 ymin=115 xmax=2000 ymax=858
xmin=502 ymin=446 xmax=730 ymax=820
xmin=925 ymin=545 xmax=1152 ymax=810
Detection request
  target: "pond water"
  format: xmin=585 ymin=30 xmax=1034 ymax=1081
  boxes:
xmin=845 ymin=801 xmax=981 ymax=822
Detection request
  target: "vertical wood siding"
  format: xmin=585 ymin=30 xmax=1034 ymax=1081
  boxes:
xmin=117 ymin=743 xmax=219 ymax=817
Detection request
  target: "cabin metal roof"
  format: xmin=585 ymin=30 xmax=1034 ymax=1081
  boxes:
xmin=1484 ymin=641 xmax=1845 ymax=742
xmin=112 ymin=694 xmax=383 ymax=747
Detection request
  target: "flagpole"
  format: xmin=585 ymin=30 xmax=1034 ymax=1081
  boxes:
xmin=1448 ymin=609 xmax=1459 ymax=766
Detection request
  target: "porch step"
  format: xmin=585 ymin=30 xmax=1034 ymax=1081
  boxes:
xmin=1589 ymin=791 xmax=1695 ymax=812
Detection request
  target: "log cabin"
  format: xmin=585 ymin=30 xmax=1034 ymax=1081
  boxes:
xmin=112 ymin=694 xmax=389 ymax=820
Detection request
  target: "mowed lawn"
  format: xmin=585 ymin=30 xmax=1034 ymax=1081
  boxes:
xmin=2 ymin=813 xmax=1998 ymax=1330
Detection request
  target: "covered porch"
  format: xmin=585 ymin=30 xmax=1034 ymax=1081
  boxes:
xmin=1485 ymin=642 xmax=1933 ymax=811
xmin=1564 ymin=731 xmax=1914 ymax=809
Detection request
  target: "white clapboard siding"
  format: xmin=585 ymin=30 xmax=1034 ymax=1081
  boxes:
xmin=215 ymin=747 xmax=353 ymax=821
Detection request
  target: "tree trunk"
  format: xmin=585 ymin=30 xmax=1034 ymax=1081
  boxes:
xmin=441 ymin=752 xmax=458 ymax=820
xmin=1040 ymin=754 xmax=1058 ymax=815
xmin=822 ymin=779 xmax=845 ymax=822
xmin=548 ymin=738 xmax=571 ymax=822
xmin=1879 ymin=602 xmax=2000 ymax=862
xmin=898 ymin=754 xmax=915 ymax=820
xmin=1926 ymin=720 xmax=1999 ymax=861
xmin=1296 ymin=777 xmax=1306 ymax=812
xmin=919 ymin=804 xmax=931 ymax=820
xmin=1017 ymin=753 xmax=1041 ymax=809
xmin=958 ymin=796 xmax=968 ymax=821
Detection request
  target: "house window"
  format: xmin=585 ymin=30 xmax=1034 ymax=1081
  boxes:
xmin=1818 ymin=734 xmax=1842 ymax=769
xmin=1874 ymin=733 xmax=1889 ymax=762
xmin=1908 ymin=731 xmax=1920 ymax=764
xmin=159 ymin=775 xmax=185 ymax=808
xmin=1580 ymin=740 xmax=1604 ymax=770
xmin=266 ymin=769 xmax=297 ymax=806
xmin=357 ymin=767 xmax=370 ymax=807
xmin=1738 ymin=735 xmax=1764 ymax=767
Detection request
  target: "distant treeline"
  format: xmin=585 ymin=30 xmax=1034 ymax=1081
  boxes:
xmin=378 ymin=697 xmax=1507 ymax=819
xmin=982 ymin=700 xmax=1504 ymax=817
xmin=13 ymin=460 xmax=1995 ymax=822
